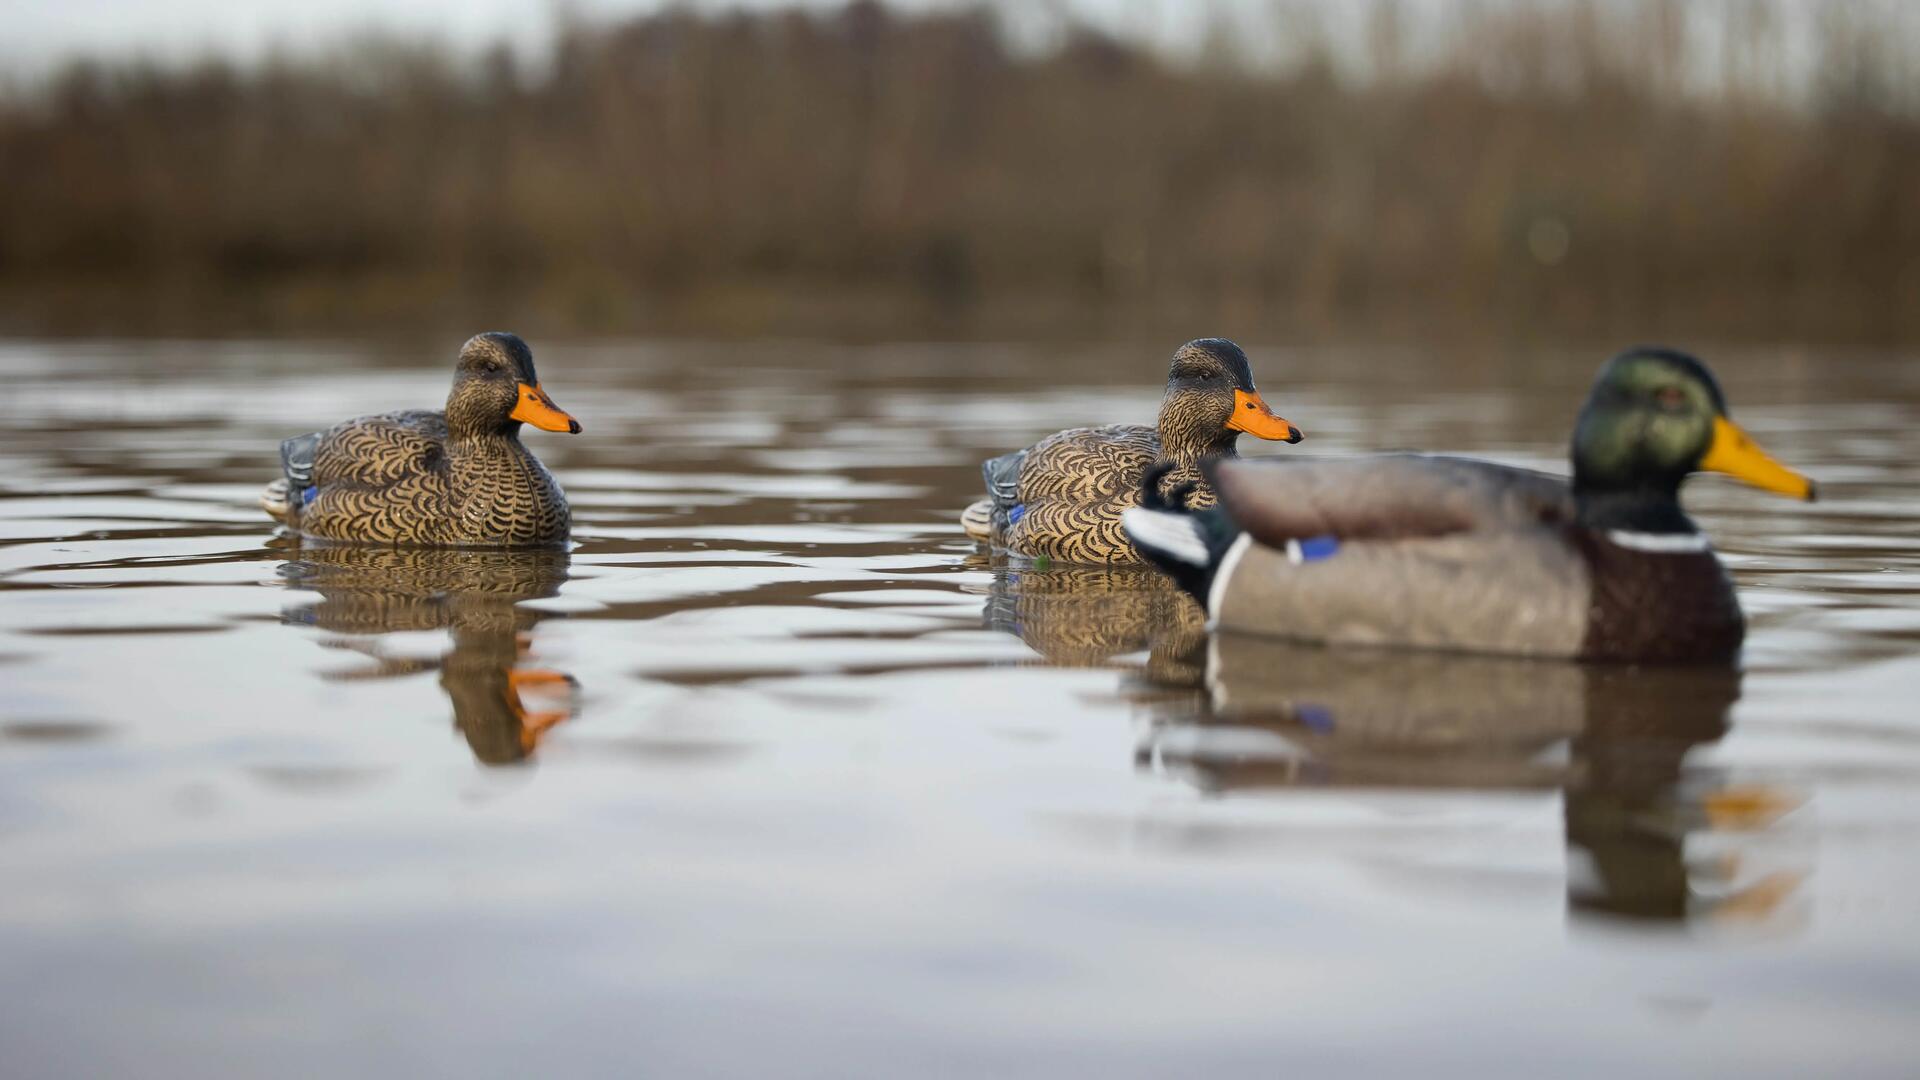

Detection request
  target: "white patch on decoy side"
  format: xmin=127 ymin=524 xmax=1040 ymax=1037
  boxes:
xmin=1121 ymin=507 xmax=1208 ymax=566
xmin=1206 ymin=532 xmax=1255 ymax=625
xmin=1605 ymin=529 xmax=1712 ymax=554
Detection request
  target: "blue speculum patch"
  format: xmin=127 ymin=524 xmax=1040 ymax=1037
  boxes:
xmin=1289 ymin=535 xmax=1340 ymax=563
xmin=301 ymin=485 xmax=318 ymax=505
xmin=1008 ymin=504 xmax=1026 ymax=524
xmin=1297 ymin=704 xmax=1337 ymax=733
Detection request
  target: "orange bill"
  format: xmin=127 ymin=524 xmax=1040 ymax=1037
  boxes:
xmin=1700 ymin=416 xmax=1814 ymax=500
xmin=1225 ymin=388 xmax=1303 ymax=443
xmin=512 ymin=383 xmax=582 ymax=434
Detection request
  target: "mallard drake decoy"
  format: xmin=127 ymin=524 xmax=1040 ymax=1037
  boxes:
xmin=1123 ymin=347 xmax=1816 ymax=663
xmin=960 ymin=338 xmax=1302 ymax=563
xmin=261 ymin=332 xmax=580 ymax=547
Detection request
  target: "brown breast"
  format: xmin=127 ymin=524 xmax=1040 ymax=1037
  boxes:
xmin=1570 ymin=529 xmax=1744 ymax=664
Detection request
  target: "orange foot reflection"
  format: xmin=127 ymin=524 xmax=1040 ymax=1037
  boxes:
xmin=507 ymin=668 xmax=578 ymax=753
xmin=1703 ymin=784 xmax=1804 ymax=831
xmin=1710 ymin=871 xmax=1808 ymax=924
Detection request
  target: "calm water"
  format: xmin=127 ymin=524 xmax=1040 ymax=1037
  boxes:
xmin=1 ymin=339 xmax=1917 ymax=1077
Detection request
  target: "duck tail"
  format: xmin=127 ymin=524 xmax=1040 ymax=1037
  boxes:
xmin=1125 ymin=461 xmax=1241 ymax=609
xmin=266 ymin=430 xmax=323 ymax=526
xmin=260 ymin=478 xmax=294 ymax=523
xmin=960 ymin=499 xmax=996 ymax=542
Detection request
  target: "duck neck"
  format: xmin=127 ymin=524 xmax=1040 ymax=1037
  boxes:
xmin=450 ymin=424 xmax=528 ymax=462
xmin=1157 ymin=404 xmax=1238 ymax=462
xmin=1574 ymin=481 xmax=1697 ymax=534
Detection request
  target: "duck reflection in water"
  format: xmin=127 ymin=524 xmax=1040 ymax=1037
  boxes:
xmin=277 ymin=545 xmax=577 ymax=765
xmin=979 ymin=559 xmax=1209 ymax=685
xmin=1142 ymin=636 xmax=1804 ymax=927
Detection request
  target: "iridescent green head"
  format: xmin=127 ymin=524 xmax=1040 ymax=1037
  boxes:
xmin=1571 ymin=347 xmax=1814 ymax=502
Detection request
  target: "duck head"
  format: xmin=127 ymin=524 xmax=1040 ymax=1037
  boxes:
xmin=1156 ymin=338 xmax=1302 ymax=458
xmin=1571 ymin=347 xmax=1813 ymax=528
xmin=446 ymin=332 xmax=582 ymax=439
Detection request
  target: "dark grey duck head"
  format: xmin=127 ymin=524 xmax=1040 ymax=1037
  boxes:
xmin=1571 ymin=346 xmax=1814 ymax=530
xmin=446 ymin=332 xmax=583 ymax=439
xmin=1157 ymin=338 xmax=1302 ymax=457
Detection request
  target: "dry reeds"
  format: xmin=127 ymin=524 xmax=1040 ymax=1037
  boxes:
xmin=1 ymin=0 xmax=1916 ymax=342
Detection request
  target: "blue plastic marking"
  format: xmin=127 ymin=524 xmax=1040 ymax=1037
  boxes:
xmin=301 ymin=485 xmax=318 ymax=505
xmin=1008 ymin=504 xmax=1027 ymax=524
xmin=1296 ymin=534 xmax=1339 ymax=562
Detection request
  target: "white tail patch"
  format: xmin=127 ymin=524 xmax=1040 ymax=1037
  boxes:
xmin=259 ymin=478 xmax=292 ymax=523
xmin=1122 ymin=507 xmax=1209 ymax=566
xmin=960 ymin=499 xmax=995 ymax=541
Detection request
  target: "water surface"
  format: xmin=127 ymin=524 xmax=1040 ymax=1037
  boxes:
xmin=1 ymin=339 xmax=1917 ymax=1077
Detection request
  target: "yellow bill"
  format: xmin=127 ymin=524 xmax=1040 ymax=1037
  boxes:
xmin=1700 ymin=416 xmax=1815 ymax=500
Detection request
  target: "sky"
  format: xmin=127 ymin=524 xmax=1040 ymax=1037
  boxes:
xmin=0 ymin=0 xmax=1206 ymax=73
xmin=0 ymin=0 xmax=1860 ymax=103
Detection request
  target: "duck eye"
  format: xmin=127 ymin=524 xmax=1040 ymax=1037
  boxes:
xmin=1655 ymin=387 xmax=1687 ymax=409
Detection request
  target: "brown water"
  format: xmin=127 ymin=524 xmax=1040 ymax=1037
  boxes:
xmin=1 ymin=339 xmax=1916 ymax=1077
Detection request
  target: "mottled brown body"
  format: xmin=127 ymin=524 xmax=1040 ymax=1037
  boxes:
xmin=999 ymin=424 xmax=1223 ymax=564
xmin=964 ymin=338 xmax=1300 ymax=564
xmin=290 ymin=410 xmax=569 ymax=547
xmin=263 ymin=333 xmax=577 ymax=548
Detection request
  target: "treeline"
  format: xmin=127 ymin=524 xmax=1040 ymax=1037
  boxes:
xmin=1 ymin=0 xmax=1917 ymax=342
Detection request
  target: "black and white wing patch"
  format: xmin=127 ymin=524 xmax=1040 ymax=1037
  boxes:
xmin=280 ymin=431 xmax=323 ymax=492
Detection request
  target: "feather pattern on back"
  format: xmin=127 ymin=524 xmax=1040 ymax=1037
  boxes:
xmin=265 ymin=333 xmax=575 ymax=548
xmin=1001 ymin=424 xmax=1216 ymax=563
xmin=960 ymin=338 xmax=1301 ymax=563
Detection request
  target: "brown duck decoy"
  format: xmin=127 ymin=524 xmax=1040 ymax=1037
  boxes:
xmin=1124 ymin=347 xmax=1817 ymax=663
xmin=261 ymin=332 xmax=579 ymax=547
xmin=960 ymin=338 xmax=1302 ymax=564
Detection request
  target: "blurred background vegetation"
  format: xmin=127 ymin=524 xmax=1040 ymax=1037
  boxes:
xmin=2 ymin=0 xmax=1916 ymax=344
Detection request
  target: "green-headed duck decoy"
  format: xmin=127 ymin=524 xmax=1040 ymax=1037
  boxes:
xmin=1123 ymin=347 xmax=1816 ymax=663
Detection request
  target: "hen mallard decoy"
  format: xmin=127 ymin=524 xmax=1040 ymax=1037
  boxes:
xmin=261 ymin=332 xmax=580 ymax=547
xmin=960 ymin=338 xmax=1302 ymax=563
xmin=1123 ymin=347 xmax=1816 ymax=663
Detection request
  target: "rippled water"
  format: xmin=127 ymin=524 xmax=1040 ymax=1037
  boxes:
xmin=2 ymin=339 xmax=1917 ymax=1076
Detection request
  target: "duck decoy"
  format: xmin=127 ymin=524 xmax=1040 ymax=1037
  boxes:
xmin=261 ymin=332 xmax=580 ymax=547
xmin=961 ymin=338 xmax=1302 ymax=563
xmin=1123 ymin=347 xmax=1816 ymax=663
